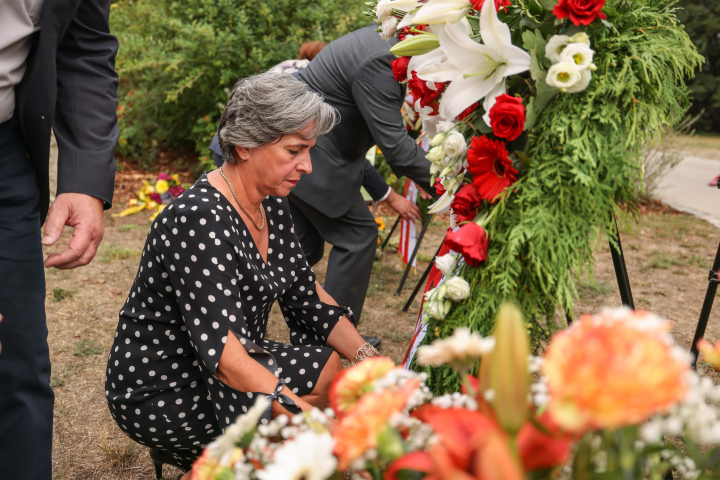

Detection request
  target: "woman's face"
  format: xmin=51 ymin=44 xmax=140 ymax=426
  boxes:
xmin=236 ymin=123 xmax=316 ymax=198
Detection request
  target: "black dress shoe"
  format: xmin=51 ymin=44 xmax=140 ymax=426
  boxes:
xmin=150 ymin=448 xmax=192 ymax=480
xmin=362 ymin=335 xmax=382 ymax=350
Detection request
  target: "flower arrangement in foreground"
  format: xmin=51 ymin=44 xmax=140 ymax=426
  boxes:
xmin=367 ymin=0 xmax=704 ymax=393
xmin=191 ymin=306 xmax=720 ymax=480
xmin=113 ymin=172 xmax=187 ymax=219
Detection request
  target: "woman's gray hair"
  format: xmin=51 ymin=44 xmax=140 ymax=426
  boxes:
xmin=217 ymin=72 xmax=338 ymax=164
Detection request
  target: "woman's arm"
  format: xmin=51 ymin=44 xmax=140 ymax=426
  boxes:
xmin=217 ymin=330 xmax=315 ymax=417
xmin=315 ymin=282 xmax=373 ymax=362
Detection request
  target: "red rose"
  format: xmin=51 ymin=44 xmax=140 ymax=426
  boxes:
xmin=450 ymin=184 xmax=481 ymax=224
xmin=489 ymin=94 xmax=525 ymax=141
xmin=471 ymin=0 xmax=512 ymax=13
xmin=445 ymin=222 xmax=488 ymax=267
xmin=434 ymin=178 xmax=446 ymax=196
xmin=553 ymin=0 xmax=606 ymax=26
xmin=391 ymin=56 xmax=411 ymax=83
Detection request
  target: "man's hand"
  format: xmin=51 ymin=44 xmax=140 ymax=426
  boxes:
xmin=384 ymin=190 xmax=421 ymax=221
xmin=42 ymin=193 xmax=105 ymax=269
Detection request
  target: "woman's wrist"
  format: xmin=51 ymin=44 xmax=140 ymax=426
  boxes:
xmin=351 ymin=342 xmax=381 ymax=366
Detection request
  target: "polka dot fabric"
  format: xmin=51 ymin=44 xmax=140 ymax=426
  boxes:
xmin=105 ymin=173 xmax=351 ymax=466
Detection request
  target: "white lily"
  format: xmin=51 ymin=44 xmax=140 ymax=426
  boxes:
xmin=428 ymin=176 xmax=460 ymax=214
xmin=413 ymin=0 xmax=473 ymax=25
xmin=418 ymin=0 xmax=531 ymax=120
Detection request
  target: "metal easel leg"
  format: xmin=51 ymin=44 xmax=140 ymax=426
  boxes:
xmin=402 ymin=242 xmax=445 ymax=312
xmin=689 ymin=240 xmax=720 ymax=367
xmin=381 ymin=215 xmax=401 ymax=251
xmin=609 ymin=215 xmax=635 ymax=309
xmin=396 ymin=214 xmax=434 ymax=295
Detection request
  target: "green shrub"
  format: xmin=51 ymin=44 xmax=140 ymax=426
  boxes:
xmin=112 ymin=0 xmax=368 ymax=167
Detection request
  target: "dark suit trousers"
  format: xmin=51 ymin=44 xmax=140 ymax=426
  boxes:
xmin=0 ymin=117 xmax=54 ymax=479
xmin=288 ymin=193 xmax=378 ymax=323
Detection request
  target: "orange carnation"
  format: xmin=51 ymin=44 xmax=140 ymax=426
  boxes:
xmin=543 ymin=309 xmax=689 ymax=432
xmin=329 ymin=356 xmax=396 ymax=419
xmin=333 ymin=383 xmax=416 ymax=470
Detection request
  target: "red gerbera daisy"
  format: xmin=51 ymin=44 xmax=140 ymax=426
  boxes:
xmin=466 ymin=135 xmax=518 ymax=202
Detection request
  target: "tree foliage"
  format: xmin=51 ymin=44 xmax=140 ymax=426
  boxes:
xmin=676 ymin=0 xmax=720 ymax=133
xmin=111 ymin=0 xmax=367 ymax=166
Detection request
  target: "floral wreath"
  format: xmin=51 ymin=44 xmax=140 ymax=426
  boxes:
xmin=369 ymin=0 xmax=702 ymax=393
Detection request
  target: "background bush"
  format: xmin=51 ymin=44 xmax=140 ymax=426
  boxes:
xmin=676 ymin=0 xmax=720 ymax=134
xmin=112 ymin=0 xmax=368 ymax=168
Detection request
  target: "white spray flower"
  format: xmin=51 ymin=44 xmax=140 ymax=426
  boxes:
xmin=545 ymin=34 xmax=569 ymax=63
xmin=376 ymin=0 xmax=394 ymax=21
xmin=381 ymin=16 xmax=400 ymax=41
xmin=546 ymin=61 xmax=584 ymax=91
xmin=560 ymin=43 xmax=594 ymax=70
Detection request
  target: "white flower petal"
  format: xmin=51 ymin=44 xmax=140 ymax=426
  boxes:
xmin=482 ymin=81 xmax=506 ymax=127
xmin=479 ymin=0 xmax=512 ymax=48
xmin=413 ymin=0 xmax=473 ymax=25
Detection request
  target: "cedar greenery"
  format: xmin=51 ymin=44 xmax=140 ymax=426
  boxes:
xmin=410 ymin=0 xmax=703 ymax=394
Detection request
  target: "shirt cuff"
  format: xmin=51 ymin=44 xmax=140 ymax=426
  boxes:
xmin=379 ymin=186 xmax=392 ymax=202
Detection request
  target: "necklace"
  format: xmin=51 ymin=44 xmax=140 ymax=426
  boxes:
xmin=219 ymin=166 xmax=265 ymax=231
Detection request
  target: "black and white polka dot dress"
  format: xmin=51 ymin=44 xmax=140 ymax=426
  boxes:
xmin=105 ymin=173 xmax=351 ymax=467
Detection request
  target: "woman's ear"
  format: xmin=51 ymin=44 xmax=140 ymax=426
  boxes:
xmin=234 ymin=145 xmax=251 ymax=162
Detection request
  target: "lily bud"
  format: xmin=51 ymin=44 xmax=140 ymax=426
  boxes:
xmin=479 ymin=302 xmax=530 ymax=435
xmin=390 ymin=34 xmax=440 ymax=57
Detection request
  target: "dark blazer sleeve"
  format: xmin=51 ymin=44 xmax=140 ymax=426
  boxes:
xmin=363 ymin=164 xmax=391 ymax=201
xmin=54 ymin=0 xmax=119 ymax=209
xmin=351 ymin=55 xmax=432 ymax=192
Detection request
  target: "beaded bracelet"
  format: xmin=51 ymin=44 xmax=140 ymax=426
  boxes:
xmin=351 ymin=342 xmax=380 ymax=366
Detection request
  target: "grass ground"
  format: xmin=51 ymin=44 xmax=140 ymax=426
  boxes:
xmin=45 ymin=172 xmax=720 ymax=479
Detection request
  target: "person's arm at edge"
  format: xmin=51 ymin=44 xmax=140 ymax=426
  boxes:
xmin=43 ymin=0 xmax=119 ymax=269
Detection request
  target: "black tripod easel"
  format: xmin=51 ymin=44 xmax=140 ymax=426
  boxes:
xmin=689 ymin=178 xmax=720 ymax=367
xmin=565 ymin=215 xmax=636 ymax=327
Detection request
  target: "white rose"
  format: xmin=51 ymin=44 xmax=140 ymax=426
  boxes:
xmin=444 ymin=276 xmax=470 ymax=302
xmin=546 ymin=61 xmax=583 ymax=91
xmin=435 ymin=253 xmax=458 ymax=276
xmin=443 ymin=130 xmax=467 ymax=158
xmin=565 ymin=68 xmax=592 ymax=93
xmin=426 ymin=145 xmax=445 ymax=164
xmin=376 ymin=0 xmax=393 ymax=21
xmin=560 ymin=43 xmax=594 ymax=70
xmin=380 ymin=16 xmax=399 ymax=41
xmin=545 ymin=34 xmax=569 ymax=63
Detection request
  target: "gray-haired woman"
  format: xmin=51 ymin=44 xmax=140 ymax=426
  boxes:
xmin=105 ymin=73 xmax=378 ymax=479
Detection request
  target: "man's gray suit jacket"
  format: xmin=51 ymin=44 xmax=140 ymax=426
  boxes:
xmin=292 ymin=25 xmax=432 ymax=219
xmin=15 ymin=0 xmax=119 ymax=223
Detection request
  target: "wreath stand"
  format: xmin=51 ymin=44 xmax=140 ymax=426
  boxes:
xmin=689 ymin=178 xmax=720 ymax=367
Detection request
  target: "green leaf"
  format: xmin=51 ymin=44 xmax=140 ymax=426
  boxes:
xmin=522 ymin=30 xmax=538 ymax=51
xmin=538 ymin=0 xmax=558 ymax=11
